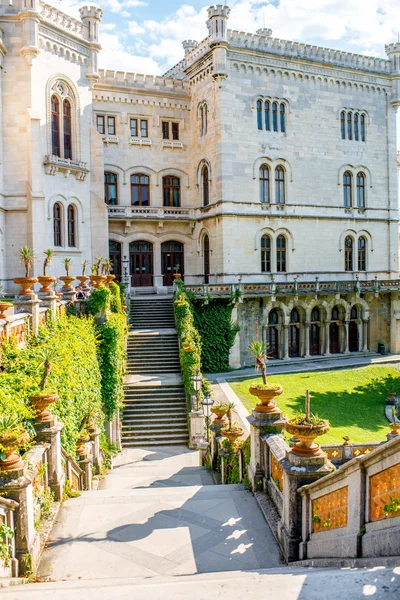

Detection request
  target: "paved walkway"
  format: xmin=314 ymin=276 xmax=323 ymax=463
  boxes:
xmin=37 ymin=446 xmax=281 ymax=582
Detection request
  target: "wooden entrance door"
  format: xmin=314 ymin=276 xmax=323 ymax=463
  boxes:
xmin=204 ymin=235 xmax=210 ymax=284
xmin=349 ymin=321 xmax=359 ymax=352
xmin=310 ymin=324 xmax=320 ymax=356
xmin=330 ymin=322 xmax=340 ymax=354
xmin=268 ymin=327 xmax=279 ymax=359
xmin=129 ymin=241 xmax=153 ymax=287
xmin=109 ymin=240 xmax=122 ymax=282
xmin=162 ymin=241 xmax=184 ymax=286
xmin=289 ymin=325 xmax=300 ymax=357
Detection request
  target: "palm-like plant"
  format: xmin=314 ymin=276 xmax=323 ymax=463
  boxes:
xmin=94 ymin=257 xmax=103 ymax=276
xmin=19 ymin=246 xmax=35 ymax=278
xmin=37 ymin=347 xmax=58 ymax=392
xmin=102 ymin=258 xmax=112 ymax=275
xmin=81 ymin=260 xmax=89 ymax=276
xmin=43 ymin=249 xmax=55 ymax=276
xmin=63 ymin=257 xmax=72 ymax=276
xmin=249 ymin=340 xmax=267 ymax=385
xmin=225 ymin=401 xmax=236 ymax=430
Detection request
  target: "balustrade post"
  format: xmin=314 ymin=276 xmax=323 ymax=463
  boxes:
xmin=247 ymin=406 xmax=285 ymax=491
xmin=34 ymin=416 xmax=65 ymax=501
xmin=13 ymin=295 xmax=40 ymax=336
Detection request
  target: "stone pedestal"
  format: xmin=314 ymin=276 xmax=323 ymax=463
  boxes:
xmin=38 ymin=291 xmax=57 ymax=321
xmin=279 ymin=448 xmax=335 ymax=562
xmin=210 ymin=420 xmax=226 ymax=468
xmin=189 ymin=410 xmax=205 ymax=449
xmin=34 ymin=416 xmax=65 ymax=500
xmin=79 ymin=457 xmax=92 ymax=491
xmin=89 ymin=427 xmax=102 ymax=474
xmin=13 ymin=295 xmax=40 ymax=336
xmin=61 ymin=288 xmax=76 ymax=303
xmin=247 ymin=407 xmax=286 ymax=491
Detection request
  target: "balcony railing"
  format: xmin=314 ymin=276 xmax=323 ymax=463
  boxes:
xmin=107 ymin=206 xmax=195 ymax=219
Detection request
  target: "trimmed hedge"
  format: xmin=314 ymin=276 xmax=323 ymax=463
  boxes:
xmin=96 ymin=313 xmax=126 ymax=420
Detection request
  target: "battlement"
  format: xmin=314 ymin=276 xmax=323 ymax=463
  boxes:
xmin=79 ymin=6 xmax=103 ymax=21
xmin=39 ymin=1 xmax=87 ymax=39
xmin=163 ymin=36 xmax=211 ymax=78
xmin=96 ymin=69 xmax=191 ymax=93
xmin=207 ymin=4 xmax=231 ymax=19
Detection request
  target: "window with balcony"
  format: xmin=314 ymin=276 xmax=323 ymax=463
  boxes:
xmin=104 ymin=172 xmax=118 ymax=206
xmin=163 ymin=176 xmax=180 ymax=207
xmin=50 ymin=81 xmax=76 ymax=159
xmin=131 ymin=174 xmax=150 ymax=206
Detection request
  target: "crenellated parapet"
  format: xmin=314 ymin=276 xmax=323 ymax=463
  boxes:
xmin=96 ymin=69 xmax=191 ymax=93
xmin=39 ymin=1 xmax=86 ymax=39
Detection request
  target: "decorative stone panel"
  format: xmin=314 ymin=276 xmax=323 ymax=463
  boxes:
xmin=312 ymin=486 xmax=348 ymax=532
xmin=370 ymin=462 xmax=400 ymax=522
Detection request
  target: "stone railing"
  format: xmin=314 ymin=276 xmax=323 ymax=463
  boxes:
xmin=299 ymin=436 xmax=400 ymax=561
xmin=39 ymin=1 xmax=86 ymax=39
xmin=108 ymin=206 xmax=195 ymax=220
xmin=0 ymin=497 xmax=18 ymax=578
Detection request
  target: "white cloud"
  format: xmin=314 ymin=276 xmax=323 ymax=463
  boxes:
xmin=128 ymin=20 xmax=145 ymax=35
xmin=102 ymin=23 xmax=117 ymax=31
xmin=103 ymin=0 xmax=147 ymax=16
xmin=98 ymin=32 xmax=161 ymax=74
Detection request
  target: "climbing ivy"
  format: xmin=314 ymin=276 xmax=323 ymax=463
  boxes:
xmin=109 ymin=281 xmax=123 ymax=314
xmin=96 ymin=313 xmax=126 ymax=420
xmin=86 ymin=287 xmax=111 ymax=317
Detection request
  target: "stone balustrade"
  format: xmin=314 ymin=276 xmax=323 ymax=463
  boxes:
xmin=38 ymin=1 xmax=86 ymax=38
xmin=0 ymin=497 xmax=18 ymax=578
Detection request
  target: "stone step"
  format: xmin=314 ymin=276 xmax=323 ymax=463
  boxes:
xmin=121 ymin=431 xmax=189 ymax=442
xmin=122 ymin=422 xmax=188 ymax=432
xmin=127 ymin=368 xmax=182 ymax=374
xmin=122 ymin=438 xmax=188 ymax=447
xmin=123 ymin=408 xmax=186 ymax=416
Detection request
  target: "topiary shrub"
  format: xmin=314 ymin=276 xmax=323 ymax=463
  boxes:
xmin=109 ymin=281 xmax=123 ymax=314
xmin=96 ymin=313 xmax=126 ymax=420
xmin=86 ymin=287 xmax=111 ymax=317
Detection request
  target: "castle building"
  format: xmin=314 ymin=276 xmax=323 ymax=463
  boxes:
xmin=1 ymin=2 xmax=400 ymax=365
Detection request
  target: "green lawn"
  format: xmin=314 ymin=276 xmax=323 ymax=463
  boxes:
xmin=230 ymin=365 xmax=400 ymax=444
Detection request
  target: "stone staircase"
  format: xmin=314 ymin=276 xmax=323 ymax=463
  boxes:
xmin=121 ymin=296 xmax=189 ymax=447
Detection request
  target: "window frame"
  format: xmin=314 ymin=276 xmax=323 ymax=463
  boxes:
xmin=272 ymin=102 xmax=278 ymax=132
xmin=343 ymin=171 xmax=352 ymax=207
xmin=53 ymin=202 xmax=63 ymax=247
xmin=358 ymin=236 xmax=367 ymax=271
xmin=172 ymin=122 xmax=179 ymax=141
xmin=275 ymin=166 xmax=285 ymax=204
xmin=162 ymin=121 xmax=169 ymax=140
xmin=131 ymin=173 xmax=150 ymax=207
xmin=261 ymin=234 xmax=271 ymax=273
xmin=67 ymin=204 xmax=76 ymax=248
xmin=96 ymin=114 xmax=105 ymax=135
xmin=259 ymin=165 xmax=270 ymax=204
xmin=107 ymin=116 xmax=116 ymax=136
xmin=344 ymin=236 xmax=354 ymax=271
xmin=163 ymin=176 xmax=181 ymax=207
xmin=356 ymin=172 xmax=366 ymax=208
xmin=104 ymin=172 xmax=118 ymax=206
xmin=257 ymin=100 xmax=262 ymax=130
xmin=130 ymin=118 xmax=138 ymax=137
xmin=280 ymin=103 xmax=286 ymax=133
xmin=51 ymin=95 xmax=61 ymax=157
xmin=202 ymin=166 xmax=209 ymax=207
xmin=276 ymin=234 xmax=287 ymax=272
xmin=140 ymin=119 xmax=148 ymax=138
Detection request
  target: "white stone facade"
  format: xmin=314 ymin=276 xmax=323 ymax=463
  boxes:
xmin=1 ymin=3 xmax=400 ymax=357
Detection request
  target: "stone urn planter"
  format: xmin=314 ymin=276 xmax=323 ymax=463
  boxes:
xmin=76 ymin=432 xmax=90 ymax=458
xmin=14 ymin=277 xmax=38 ymax=296
xmin=77 ymin=275 xmax=89 ymax=288
xmin=29 ymin=393 xmax=58 ymax=422
xmin=37 ymin=275 xmax=57 ymax=293
xmin=0 ymin=302 xmax=11 ymax=319
xmin=0 ymin=430 xmax=29 ymax=472
xmin=249 ymin=384 xmax=283 ymax=413
xmin=59 ymin=276 xmax=75 ymax=290
xmin=211 ymin=405 xmax=228 ymax=424
xmin=106 ymin=274 xmax=116 ymax=285
xmin=285 ymin=419 xmax=330 ymax=457
xmin=389 ymin=423 xmax=400 ymax=436
xmin=89 ymin=275 xmax=106 ymax=288
xmin=182 ymin=341 xmax=194 ymax=353
xmin=221 ymin=426 xmax=244 ymax=443
xmin=173 ymin=273 xmax=181 ymax=280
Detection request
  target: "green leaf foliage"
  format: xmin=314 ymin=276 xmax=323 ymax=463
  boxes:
xmin=96 ymin=313 xmax=126 ymax=420
xmin=86 ymin=287 xmax=111 ymax=317
xmin=109 ymin=281 xmax=123 ymax=314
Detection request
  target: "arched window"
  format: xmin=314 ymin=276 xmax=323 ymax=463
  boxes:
xmin=53 ymin=202 xmax=62 ymax=247
xmin=340 ymin=111 xmax=346 ymax=139
xmin=268 ymin=309 xmax=278 ymax=325
xmin=347 ymin=112 xmax=352 ymax=140
xmin=259 ymin=165 xmax=270 ymax=204
xmin=257 ymin=100 xmax=262 ymax=130
xmin=272 ymin=102 xmax=278 ymax=132
xmin=356 ymin=172 xmax=365 ymax=208
xmin=311 ymin=307 xmax=320 ymax=322
xmin=163 ymin=176 xmax=180 ymax=207
xmin=200 ymin=104 xmax=208 ymax=136
xmin=261 ymin=235 xmax=271 ymax=272
xmin=290 ymin=308 xmax=299 ymax=323
xmin=332 ymin=307 xmax=339 ymax=321
xmin=350 ymin=306 xmax=358 ymax=320
xmin=360 ymin=114 xmax=366 ymax=141
xmin=280 ymin=103 xmax=286 ymax=133
xmin=104 ymin=172 xmax=118 ymax=205
xmin=202 ymin=166 xmax=209 ymax=206
xmin=345 ymin=236 xmax=353 ymax=271
xmin=63 ymin=99 xmax=72 ymax=159
xmin=203 ymin=234 xmax=210 ymax=283
xmin=67 ymin=204 xmax=76 ymax=247
xmin=51 ymin=95 xmax=60 ymax=156
xmin=354 ymin=113 xmax=359 ymax=141
xmin=358 ymin=236 xmax=366 ymax=271
xmin=275 ymin=166 xmax=285 ymax=204
xmin=131 ymin=174 xmax=150 ymax=206
xmin=264 ymin=100 xmax=270 ymax=131
xmin=343 ymin=171 xmax=352 ymax=207
xmin=276 ymin=235 xmax=286 ymax=272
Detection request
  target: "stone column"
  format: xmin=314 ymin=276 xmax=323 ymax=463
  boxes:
xmin=79 ymin=457 xmax=92 ymax=491
xmin=362 ymin=319 xmax=369 ymax=352
xmin=247 ymin=405 xmax=286 ymax=491
xmin=280 ymin=447 xmax=335 ymax=562
xmin=344 ymin=321 xmax=350 ymax=354
xmin=89 ymin=427 xmax=102 ymax=474
xmin=61 ymin=288 xmax=76 ymax=303
xmin=189 ymin=409 xmax=205 ymax=449
xmin=229 ymin=304 xmax=241 ymax=368
xmin=304 ymin=322 xmax=311 ymax=358
xmin=38 ymin=291 xmax=57 ymax=321
xmin=324 ymin=322 xmax=331 ymax=356
xmin=34 ymin=417 xmax=65 ymax=501
xmin=283 ymin=324 xmax=289 ymax=360
xmin=13 ymin=295 xmax=40 ymax=336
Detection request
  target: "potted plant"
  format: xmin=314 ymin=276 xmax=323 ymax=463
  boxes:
xmin=0 ymin=415 xmax=30 ymax=472
xmin=14 ymin=246 xmax=38 ymax=296
xmin=173 ymin=264 xmax=181 ymax=280
xmin=284 ymin=392 xmax=329 ymax=457
xmin=221 ymin=402 xmax=243 ymax=442
xmin=89 ymin=257 xmax=106 ymax=288
xmin=59 ymin=258 xmax=75 ymax=290
xmin=29 ymin=348 xmax=58 ymax=422
xmin=211 ymin=401 xmax=228 ymax=423
xmin=0 ymin=301 xmax=11 ymax=320
xmin=248 ymin=340 xmax=283 ymax=413
xmin=389 ymin=406 xmax=400 ymax=436
xmin=77 ymin=260 xmax=90 ymax=288
xmin=76 ymin=422 xmax=90 ymax=458
xmin=103 ymin=258 xmax=116 ymax=284
xmin=37 ymin=249 xmax=57 ymax=293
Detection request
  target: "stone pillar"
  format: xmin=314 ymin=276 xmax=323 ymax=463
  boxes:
xmin=280 ymin=448 xmax=335 ymax=562
xmin=210 ymin=418 xmax=226 ymax=469
xmin=89 ymin=427 xmax=102 ymax=474
xmin=34 ymin=417 xmax=65 ymax=501
xmin=344 ymin=321 xmax=350 ymax=354
xmin=189 ymin=409 xmax=205 ymax=449
xmin=61 ymin=288 xmax=76 ymax=303
xmin=304 ymin=322 xmax=311 ymax=358
xmin=38 ymin=291 xmax=57 ymax=321
xmin=229 ymin=304 xmax=241 ymax=368
xmin=14 ymin=295 xmax=40 ymax=336
xmin=247 ymin=406 xmax=286 ymax=490
xmin=283 ymin=324 xmax=289 ymax=360
xmin=362 ymin=319 xmax=369 ymax=352
xmin=324 ymin=321 xmax=331 ymax=356
xmin=79 ymin=457 xmax=92 ymax=491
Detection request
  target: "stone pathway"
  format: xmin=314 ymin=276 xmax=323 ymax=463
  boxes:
xmin=37 ymin=446 xmax=281 ymax=581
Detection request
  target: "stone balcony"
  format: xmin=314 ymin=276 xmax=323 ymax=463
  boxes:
xmin=107 ymin=205 xmax=195 ymax=220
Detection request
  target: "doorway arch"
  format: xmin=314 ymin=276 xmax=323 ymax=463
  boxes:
xmin=289 ymin=308 xmax=300 ymax=358
xmin=129 ymin=240 xmax=154 ymax=287
xmin=330 ymin=306 xmax=342 ymax=354
xmin=161 ymin=241 xmax=184 ymax=286
xmin=267 ymin=309 xmax=279 ymax=359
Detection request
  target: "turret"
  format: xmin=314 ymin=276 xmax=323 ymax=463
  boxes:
xmin=385 ymin=43 xmax=400 ymax=106
xmin=182 ymin=40 xmax=198 ymax=55
xmin=206 ymin=5 xmax=230 ymax=44
xmin=18 ymin=0 xmax=40 ymax=66
xmin=79 ymin=6 xmax=103 ymax=85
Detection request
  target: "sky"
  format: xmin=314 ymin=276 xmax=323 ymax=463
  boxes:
xmin=47 ymin=0 xmax=399 ymax=75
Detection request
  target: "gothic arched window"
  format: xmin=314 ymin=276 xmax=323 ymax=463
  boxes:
xmin=50 ymin=80 xmax=76 ymax=159
xmin=53 ymin=202 xmax=62 ymax=247
xmin=63 ymin=99 xmax=72 ymax=159
xmin=280 ymin=103 xmax=286 ymax=133
xmin=51 ymin=95 xmax=60 ymax=156
xmin=259 ymin=165 xmax=270 ymax=204
xmin=265 ymin=100 xmax=270 ymax=131
xmin=347 ymin=112 xmax=352 ymax=140
xmin=272 ymin=102 xmax=278 ymax=132
xmin=345 ymin=236 xmax=353 ymax=271
xmin=276 ymin=235 xmax=286 ymax=272
xmin=356 ymin=172 xmax=365 ymax=208
xmin=67 ymin=204 xmax=76 ymax=247
xmin=360 ymin=114 xmax=366 ymax=141
xmin=261 ymin=235 xmax=271 ymax=272
xmin=354 ymin=113 xmax=359 ymax=141
xmin=340 ymin=111 xmax=346 ymax=139
xmin=275 ymin=166 xmax=285 ymax=204
xmin=343 ymin=171 xmax=352 ymax=207
xmin=202 ymin=166 xmax=209 ymax=206
xmin=257 ymin=100 xmax=262 ymax=130
xmin=358 ymin=236 xmax=366 ymax=271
